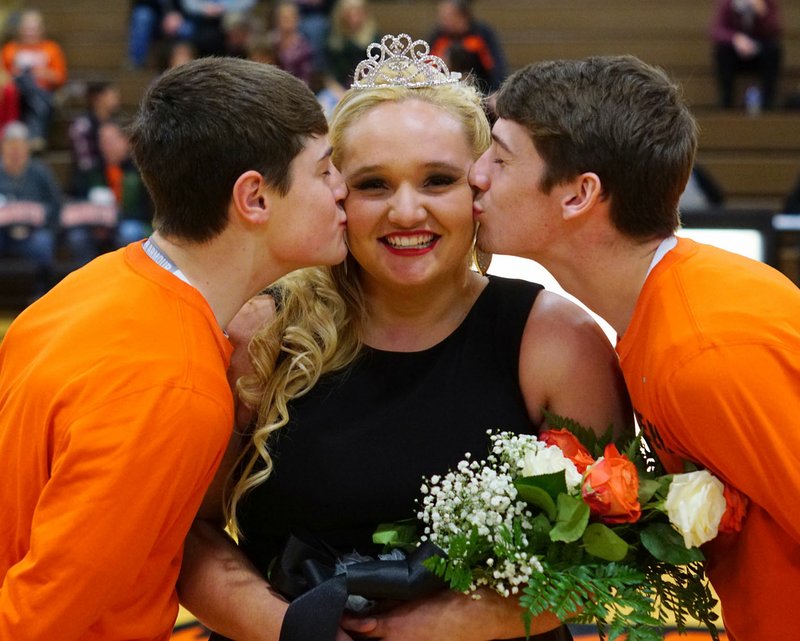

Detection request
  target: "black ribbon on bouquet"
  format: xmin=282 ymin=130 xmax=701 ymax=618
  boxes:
xmin=270 ymin=533 xmax=447 ymax=641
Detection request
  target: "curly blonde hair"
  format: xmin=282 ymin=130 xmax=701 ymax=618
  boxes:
xmin=226 ymin=75 xmax=491 ymax=537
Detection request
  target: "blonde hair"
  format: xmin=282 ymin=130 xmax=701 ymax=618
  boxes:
xmin=330 ymin=82 xmax=490 ymax=165
xmin=226 ymin=74 xmax=491 ymax=537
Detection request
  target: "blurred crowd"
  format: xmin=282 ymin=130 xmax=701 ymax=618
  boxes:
xmin=126 ymin=0 xmax=508 ymax=109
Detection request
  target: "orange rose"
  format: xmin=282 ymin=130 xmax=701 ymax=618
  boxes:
xmin=719 ymin=484 xmax=748 ymax=533
xmin=539 ymin=429 xmax=595 ymax=473
xmin=582 ymin=444 xmax=641 ymax=524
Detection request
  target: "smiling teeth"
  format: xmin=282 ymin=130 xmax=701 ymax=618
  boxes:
xmin=385 ymin=234 xmax=435 ymax=248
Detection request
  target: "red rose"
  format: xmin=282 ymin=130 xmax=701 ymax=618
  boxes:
xmin=540 ymin=428 xmax=595 ymax=473
xmin=719 ymin=484 xmax=748 ymax=533
xmin=582 ymin=444 xmax=641 ymax=524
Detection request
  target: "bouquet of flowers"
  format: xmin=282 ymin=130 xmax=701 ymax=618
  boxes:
xmin=374 ymin=415 xmax=748 ymax=641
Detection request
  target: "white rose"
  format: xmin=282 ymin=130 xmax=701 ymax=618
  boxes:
xmin=520 ymin=445 xmax=582 ymax=492
xmin=665 ymin=469 xmax=727 ymax=548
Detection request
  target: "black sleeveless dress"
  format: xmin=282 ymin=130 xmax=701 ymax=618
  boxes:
xmin=232 ymin=276 xmax=572 ymax=641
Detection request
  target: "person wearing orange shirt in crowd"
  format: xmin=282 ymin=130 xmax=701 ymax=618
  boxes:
xmin=428 ymin=0 xmax=507 ymax=91
xmin=1 ymin=9 xmax=67 ymax=149
xmin=0 ymin=56 xmax=348 ymax=641
xmin=468 ymin=54 xmax=800 ymax=641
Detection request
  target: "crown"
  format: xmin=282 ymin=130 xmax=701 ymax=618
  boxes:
xmin=351 ymin=33 xmax=462 ymax=89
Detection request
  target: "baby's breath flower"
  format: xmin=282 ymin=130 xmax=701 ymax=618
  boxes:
xmin=416 ymin=432 xmax=546 ymax=601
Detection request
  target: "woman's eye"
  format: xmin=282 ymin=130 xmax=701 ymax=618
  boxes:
xmin=352 ymin=178 xmax=385 ymax=190
xmin=425 ymin=174 xmax=457 ymax=187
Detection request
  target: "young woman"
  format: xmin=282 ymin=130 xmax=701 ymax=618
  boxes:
xmin=178 ymin=35 xmax=632 ymax=641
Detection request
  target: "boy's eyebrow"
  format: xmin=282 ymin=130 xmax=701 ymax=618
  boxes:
xmin=491 ymin=131 xmax=513 ymax=155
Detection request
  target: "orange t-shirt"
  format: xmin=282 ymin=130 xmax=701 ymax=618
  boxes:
xmin=106 ymin=163 xmax=123 ymax=203
xmin=0 ymin=242 xmax=234 ymax=640
xmin=617 ymin=238 xmax=800 ymax=641
xmin=1 ymin=39 xmax=67 ymax=90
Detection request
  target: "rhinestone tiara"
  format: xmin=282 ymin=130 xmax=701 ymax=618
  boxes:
xmin=351 ymin=33 xmax=462 ymax=89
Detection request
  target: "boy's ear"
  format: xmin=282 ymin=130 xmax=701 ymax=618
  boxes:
xmin=232 ymin=170 xmax=270 ymax=224
xmin=561 ymin=172 xmax=603 ymax=221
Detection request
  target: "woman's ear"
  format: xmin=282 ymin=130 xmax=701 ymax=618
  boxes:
xmin=561 ymin=172 xmax=603 ymax=222
xmin=232 ymin=170 xmax=270 ymax=224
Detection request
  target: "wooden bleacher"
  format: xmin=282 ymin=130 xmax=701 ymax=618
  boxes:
xmin=33 ymin=0 xmax=800 ymax=210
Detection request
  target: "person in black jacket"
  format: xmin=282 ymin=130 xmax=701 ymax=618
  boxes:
xmin=127 ymin=0 xmax=192 ymax=69
xmin=428 ymin=0 xmax=508 ymax=92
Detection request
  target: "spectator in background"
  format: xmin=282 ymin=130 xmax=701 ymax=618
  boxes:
xmin=711 ymin=0 xmax=783 ymax=110
xmin=0 ymin=121 xmax=60 ymax=297
xmin=165 ymin=38 xmax=198 ymax=69
xmin=222 ymin=11 xmax=259 ymax=58
xmin=63 ymin=120 xmax=153 ymax=266
xmin=294 ymin=0 xmax=335 ymax=73
xmin=247 ymin=33 xmax=278 ymax=65
xmin=98 ymin=121 xmax=152 ymax=247
xmin=1 ymin=9 xmax=67 ymax=150
xmin=127 ymin=0 xmax=191 ymax=69
xmin=67 ymin=80 xmax=121 ymax=197
xmin=271 ymin=1 xmax=314 ymax=86
xmin=443 ymin=39 xmax=485 ymax=85
xmin=429 ymin=0 xmax=507 ymax=92
xmin=325 ymin=0 xmax=378 ymax=90
xmin=176 ymin=0 xmax=256 ymax=58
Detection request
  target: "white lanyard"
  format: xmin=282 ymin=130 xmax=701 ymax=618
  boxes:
xmin=645 ymin=235 xmax=678 ymax=279
xmin=142 ymin=236 xmax=192 ymax=285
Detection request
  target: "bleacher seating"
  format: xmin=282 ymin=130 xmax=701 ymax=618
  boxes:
xmin=1 ymin=0 xmax=798 ymax=309
xmin=33 ymin=0 xmax=800 ymax=208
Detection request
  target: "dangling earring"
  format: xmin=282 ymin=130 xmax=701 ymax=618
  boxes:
xmin=472 ymin=222 xmax=492 ymax=277
xmin=342 ymin=233 xmax=350 ymax=276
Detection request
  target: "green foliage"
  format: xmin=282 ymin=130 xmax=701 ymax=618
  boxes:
xmin=643 ymin=561 xmax=720 ymax=640
xmin=640 ymin=523 xmax=705 ymax=565
xmin=515 ymin=478 xmax=558 ymax=520
xmin=582 ymin=523 xmax=629 ymax=562
xmin=541 ymin=409 xmax=615 ymax=457
xmin=520 ymin=563 xmax=666 ymax=641
xmin=550 ymin=494 xmax=590 ymax=543
xmin=637 ymin=478 xmax=662 ymax=504
xmin=423 ymin=528 xmax=480 ymax=592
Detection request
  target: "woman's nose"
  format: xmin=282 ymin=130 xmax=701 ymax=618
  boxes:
xmin=387 ymin=185 xmax=426 ymax=226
